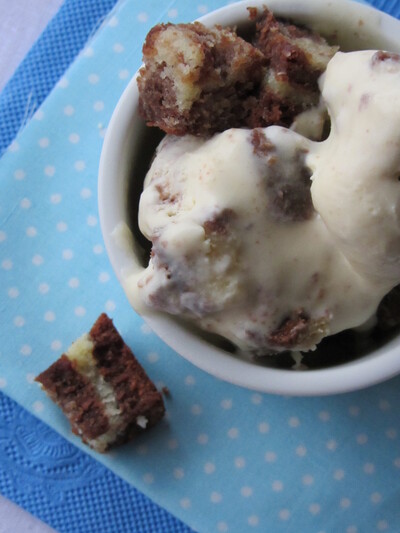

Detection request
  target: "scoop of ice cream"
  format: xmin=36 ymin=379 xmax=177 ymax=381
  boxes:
xmin=310 ymin=50 xmax=400 ymax=288
xmin=127 ymin=124 xmax=386 ymax=354
xmin=126 ymin=49 xmax=400 ymax=355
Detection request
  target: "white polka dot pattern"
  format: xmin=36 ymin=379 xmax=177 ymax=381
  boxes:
xmin=0 ymin=2 xmax=399 ymax=533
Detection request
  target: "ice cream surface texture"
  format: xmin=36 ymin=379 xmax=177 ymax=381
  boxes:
xmin=310 ymin=50 xmax=400 ymax=287
xmin=126 ymin=50 xmax=400 ymax=354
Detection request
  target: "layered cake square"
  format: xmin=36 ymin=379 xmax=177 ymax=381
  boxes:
xmin=36 ymin=314 xmax=165 ymax=452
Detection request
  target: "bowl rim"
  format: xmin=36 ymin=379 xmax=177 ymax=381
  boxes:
xmin=99 ymin=0 xmax=400 ymax=396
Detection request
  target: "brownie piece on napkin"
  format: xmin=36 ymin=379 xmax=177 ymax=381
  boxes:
xmin=36 ymin=313 xmax=165 ymax=452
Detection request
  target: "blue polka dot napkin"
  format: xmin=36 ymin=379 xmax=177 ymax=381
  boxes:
xmin=1 ymin=1 xmax=400 ymax=533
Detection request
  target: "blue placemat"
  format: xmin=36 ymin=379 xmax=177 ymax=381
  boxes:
xmin=1 ymin=1 xmax=400 ymax=533
xmin=0 ymin=393 xmax=191 ymax=533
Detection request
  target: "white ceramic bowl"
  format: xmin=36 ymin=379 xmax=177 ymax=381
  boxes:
xmin=99 ymin=0 xmax=400 ymax=396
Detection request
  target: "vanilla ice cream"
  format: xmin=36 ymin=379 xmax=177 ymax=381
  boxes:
xmin=125 ymin=49 xmax=400 ymax=355
xmin=310 ymin=50 xmax=400 ymax=287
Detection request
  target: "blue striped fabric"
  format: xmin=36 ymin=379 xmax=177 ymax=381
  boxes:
xmin=0 ymin=0 xmax=118 ymax=155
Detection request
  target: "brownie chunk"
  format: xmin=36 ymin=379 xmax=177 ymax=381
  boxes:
xmin=36 ymin=314 xmax=165 ymax=452
xmin=268 ymin=309 xmax=329 ymax=350
xmin=137 ymin=22 xmax=265 ymax=135
xmin=250 ymin=128 xmax=314 ymax=222
xmin=137 ymin=9 xmax=337 ymax=137
xmin=36 ymin=355 xmax=110 ymax=441
xmin=371 ymin=50 xmax=400 ymax=66
xmin=247 ymin=7 xmax=338 ymax=128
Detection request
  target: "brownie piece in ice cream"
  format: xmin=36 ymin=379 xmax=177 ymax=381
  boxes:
xmin=137 ymin=22 xmax=265 ymax=135
xmin=36 ymin=313 xmax=165 ymax=452
xmin=248 ymin=7 xmax=338 ymax=128
xmin=137 ymin=9 xmax=337 ymax=137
